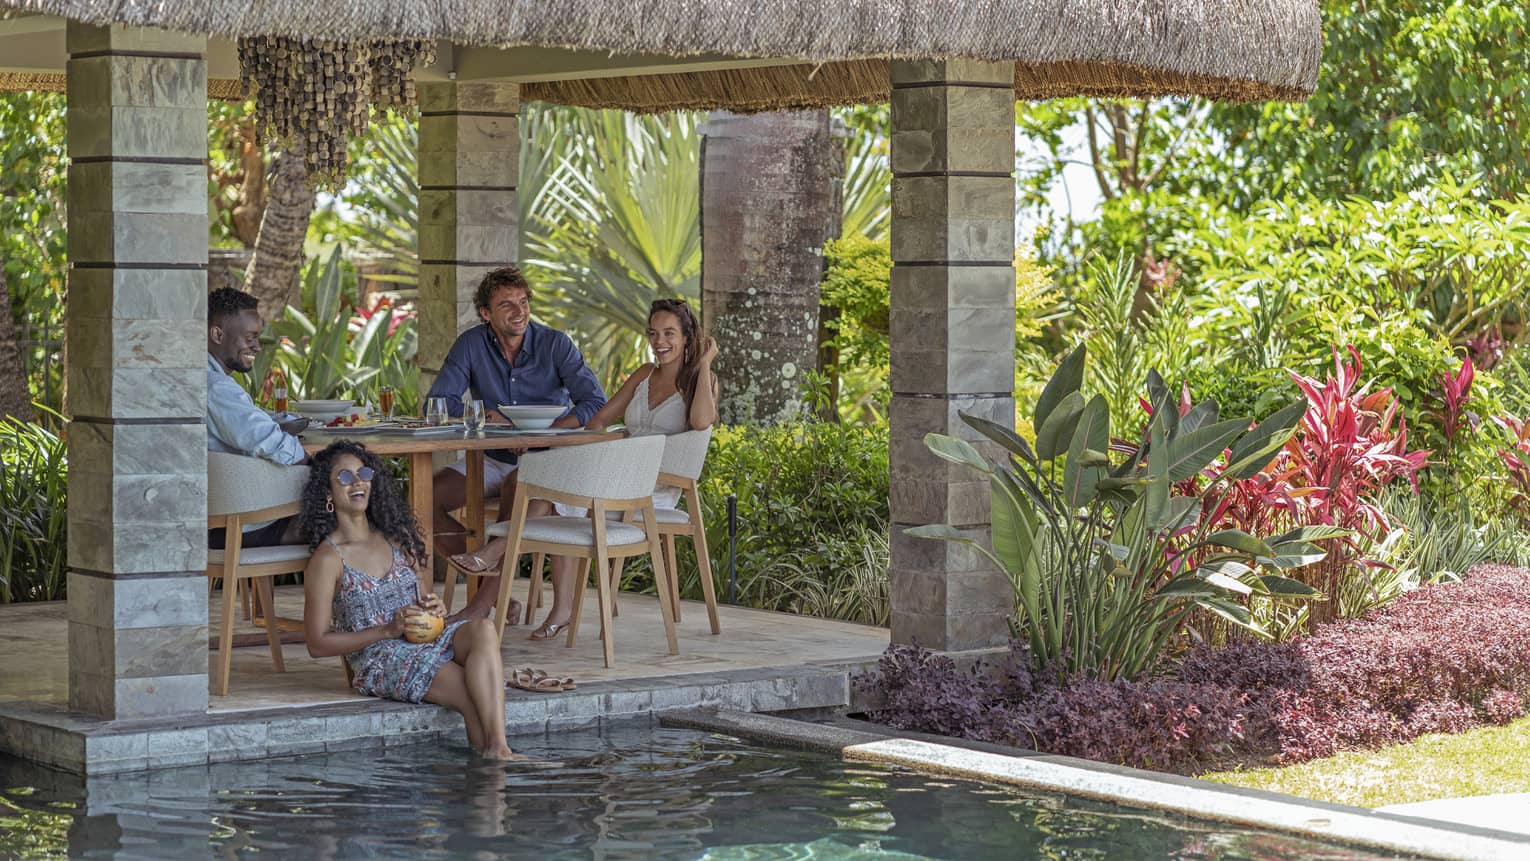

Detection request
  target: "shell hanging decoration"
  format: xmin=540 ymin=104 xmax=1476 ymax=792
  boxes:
xmin=237 ymin=37 xmax=435 ymax=188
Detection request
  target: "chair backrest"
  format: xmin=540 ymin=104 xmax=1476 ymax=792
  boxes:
xmin=519 ymin=435 xmax=664 ymax=501
xmin=659 ymin=429 xmax=712 ymax=482
xmin=207 ymin=451 xmax=310 ymax=517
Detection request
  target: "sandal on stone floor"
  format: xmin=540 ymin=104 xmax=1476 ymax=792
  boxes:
xmin=508 ymin=668 xmax=565 ymax=693
xmin=527 ymin=621 xmax=568 ymax=641
xmin=529 ymin=668 xmax=576 ymax=691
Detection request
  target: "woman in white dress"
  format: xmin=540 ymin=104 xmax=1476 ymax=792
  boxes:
xmin=449 ymin=299 xmax=719 ymax=639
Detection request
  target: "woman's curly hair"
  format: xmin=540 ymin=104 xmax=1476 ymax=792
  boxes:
xmin=300 ymin=441 xmax=426 ymax=567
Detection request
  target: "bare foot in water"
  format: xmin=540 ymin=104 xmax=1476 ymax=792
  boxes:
xmin=480 ymin=745 xmax=524 ymax=761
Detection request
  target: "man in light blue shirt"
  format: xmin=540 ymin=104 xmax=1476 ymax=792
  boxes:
xmin=206 ymin=288 xmax=306 ymax=547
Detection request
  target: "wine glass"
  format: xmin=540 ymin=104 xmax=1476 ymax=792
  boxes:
xmin=425 ymin=396 xmax=449 ymax=427
xmin=463 ymin=399 xmax=486 ymax=433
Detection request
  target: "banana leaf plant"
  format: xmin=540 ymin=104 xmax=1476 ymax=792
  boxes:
xmin=250 ymin=245 xmax=420 ymax=411
xmin=909 ymin=345 xmax=1342 ymax=682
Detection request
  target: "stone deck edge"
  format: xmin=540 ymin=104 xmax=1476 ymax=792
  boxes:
xmin=0 ymin=657 xmax=881 ymax=774
xmin=662 ymin=709 xmax=1530 ymax=861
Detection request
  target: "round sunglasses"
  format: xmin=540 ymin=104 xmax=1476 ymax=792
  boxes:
xmin=335 ymin=466 xmax=376 ymax=486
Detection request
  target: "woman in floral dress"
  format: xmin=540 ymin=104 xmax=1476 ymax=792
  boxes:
xmin=300 ymin=440 xmax=517 ymax=759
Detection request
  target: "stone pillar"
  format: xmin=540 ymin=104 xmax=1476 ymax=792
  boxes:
xmin=887 ymin=59 xmax=1017 ymax=651
xmin=64 ymin=23 xmax=210 ymax=718
xmin=416 ymin=82 xmax=520 ymax=397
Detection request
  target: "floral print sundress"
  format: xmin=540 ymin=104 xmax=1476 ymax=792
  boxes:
xmin=328 ymin=538 xmax=467 ymax=703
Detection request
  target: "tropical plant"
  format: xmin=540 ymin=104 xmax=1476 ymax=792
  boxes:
xmin=1074 ymin=255 xmax=1147 ymax=431
xmin=912 ymin=346 xmax=1325 ymax=682
xmin=1273 ymin=348 xmax=1432 ymax=623
xmin=524 ymin=109 xmax=702 ymax=391
xmin=340 ymin=110 xmax=419 ymax=288
xmin=611 ymin=413 xmax=890 ymax=624
xmin=0 ymin=92 xmax=66 ymax=411
xmin=836 ymin=105 xmax=891 ymax=242
xmin=250 ymin=246 xmax=420 ymax=412
xmin=0 ymin=406 xmax=67 ymax=602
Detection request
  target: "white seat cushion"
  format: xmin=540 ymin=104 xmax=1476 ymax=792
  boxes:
xmin=485 ymin=516 xmax=650 ymax=548
xmin=632 ymin=507 xmax=691 ymax=525
xmin=207 ymin=544 xmax=311 ymax=567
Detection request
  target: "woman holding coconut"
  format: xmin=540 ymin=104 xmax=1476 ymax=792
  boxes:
xmin=300 ymin=440 xmax=517 ymax=760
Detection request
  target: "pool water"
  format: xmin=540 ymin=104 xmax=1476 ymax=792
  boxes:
xmin=0 ymin=726 xmax=1403 ymax=860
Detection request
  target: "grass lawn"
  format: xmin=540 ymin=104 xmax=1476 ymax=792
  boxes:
xmin=1199 ymin=716 xmax=1530 ymax=808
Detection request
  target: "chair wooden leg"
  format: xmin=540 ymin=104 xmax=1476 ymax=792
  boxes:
xmin=565 ymin=558 xmax=592 ymax=648
xmin=645 ymin=505 xmax=680 ymax=656
xmin=442 ymin=566 xmax=458 ymax=616
xmin=254 ymin=578 xmax=285 ymax=673
xmin=688 ymin=488 xmax=722 ymax=635
xmin=691 ymin=523 xmax=719 ymax=636
xmin=663 ymin=533 xmax=681 ymax=623
xmin=609 ymin=557 xmax=624 ymax=618
xmin=215 ymin=574 xmax=237 ymax=697
xmin=240 ymin=578 xmax=254 ymax=621
xmin=494 ymin=493 xmax=529 ymax=643
xmin=592 ymin=547 xmax=616 ymax=668
xmin=525 ymin=551 xmax=546 ymax=626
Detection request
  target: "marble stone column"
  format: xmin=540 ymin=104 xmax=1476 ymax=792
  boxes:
xmin=415 ymin=81 xmax=520 ymax=397
xmin=64 ymin=23 xmax=210 ymax=718
xmin=887 ymin=59 xmax=1017 ymax=651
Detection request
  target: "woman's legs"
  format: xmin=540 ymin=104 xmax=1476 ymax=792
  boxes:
xmin=448 ymin=618 xmax=513 ymax=758
xmin=424 ymin=663 xmax=487 ymax=752
xmin=530 ymin=555 xmax=580 ymax=637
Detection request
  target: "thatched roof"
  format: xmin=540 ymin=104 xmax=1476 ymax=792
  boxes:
xmin=0 ymin=1 xmax=1320 ymax=107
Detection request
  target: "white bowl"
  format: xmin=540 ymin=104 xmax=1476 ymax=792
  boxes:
xmin=497 ymin=404 xmax=566 ymax=429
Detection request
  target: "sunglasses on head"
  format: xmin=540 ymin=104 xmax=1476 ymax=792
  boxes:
xmin=336 ymin=466 xmax=375 ymax=486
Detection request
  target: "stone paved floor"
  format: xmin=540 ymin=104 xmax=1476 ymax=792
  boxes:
xmin=0 ymin=580 xmax=889 ymax=715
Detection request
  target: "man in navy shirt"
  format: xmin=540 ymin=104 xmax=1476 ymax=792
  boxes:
xmin=427 ymin=267 xmax=606 ymax=618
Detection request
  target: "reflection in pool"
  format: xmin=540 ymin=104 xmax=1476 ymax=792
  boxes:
xmin=0 ymin=725 xmax=1403 ymax=859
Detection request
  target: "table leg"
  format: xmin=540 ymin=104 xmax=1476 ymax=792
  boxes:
xmin=410 ymin=451 xmax=434 ymax=601
xmin=464 ymin=450 xmax=485 ymax=603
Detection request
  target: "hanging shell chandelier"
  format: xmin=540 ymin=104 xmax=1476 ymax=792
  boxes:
xmin=237 ymin=37 xmax=435 ymax=187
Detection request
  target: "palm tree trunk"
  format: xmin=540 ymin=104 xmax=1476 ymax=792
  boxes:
xmin=0 ymin=266 xmax=34 ymax=421
xmin=701 ymin=110 xmax=843 ymax=426
xmin=243 ymin=146 xmax=315 ymax=324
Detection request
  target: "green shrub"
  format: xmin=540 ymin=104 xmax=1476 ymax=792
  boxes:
xmin=0 ymin=408 xmax=66 ymax=602
xmin=618 ymin=418 xmax=890 ymax=625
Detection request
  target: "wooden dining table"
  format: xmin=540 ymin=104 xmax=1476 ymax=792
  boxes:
xmin=301 ymin=424 xmax=625 ymax=600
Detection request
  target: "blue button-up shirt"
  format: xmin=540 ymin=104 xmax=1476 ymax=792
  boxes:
xmin=427 ymin=321 xmax=607 ymax=463
xmin=206 ymin=354 xmax=305 ymax=465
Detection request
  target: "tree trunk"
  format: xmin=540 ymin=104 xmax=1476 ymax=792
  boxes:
xmin=230 ymin=122 xmax=268 ymax=248
xmin=701 ymin=110 xmax=842 ymax=426
xmin=0 ymin=266 xmax=35 ymax=422
xmin=243 ymin=146 xmax=315 ymax=325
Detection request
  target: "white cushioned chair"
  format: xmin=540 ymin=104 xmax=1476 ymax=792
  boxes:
xmin=485 ymin=435 xmax=676 ymax=667
xmin=206 ymin=452 xmax=310 ymax=696
xmin=622 ymin=430 xmax=719 ymax=633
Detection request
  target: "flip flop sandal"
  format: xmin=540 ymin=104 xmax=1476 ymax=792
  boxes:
xmin=507 ymin=669 xmax=565 ymax=694
xmin=529 ymin=668 xmax=577 ymax=691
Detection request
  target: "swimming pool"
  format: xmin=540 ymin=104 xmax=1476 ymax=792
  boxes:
xmin=0 ymin=725 xmax=1403 ymax=859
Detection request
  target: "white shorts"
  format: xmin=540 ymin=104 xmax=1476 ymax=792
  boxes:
xmin=444 ymin=456 xmax=518 ymax=496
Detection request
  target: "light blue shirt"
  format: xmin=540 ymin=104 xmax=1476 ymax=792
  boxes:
xmin=205 ymin=354 xmax=305 ymax=465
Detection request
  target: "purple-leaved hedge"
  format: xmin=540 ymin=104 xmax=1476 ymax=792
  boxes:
xmin=857 ymin=564 xmax=1530 ymax=772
